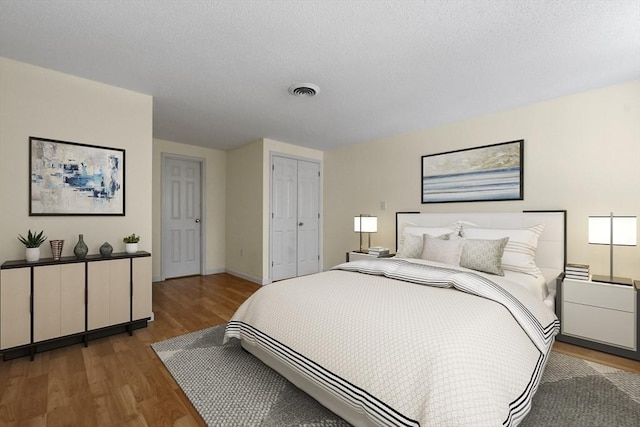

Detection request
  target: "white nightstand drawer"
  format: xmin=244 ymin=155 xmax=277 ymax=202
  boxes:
xmin=563 ymin=301 xmax=636 ymax=350
xmin=564 ymin=279 xmax=634 ymax=312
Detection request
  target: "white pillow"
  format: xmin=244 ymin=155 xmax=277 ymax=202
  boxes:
xmin=403 ymin=225 xmax=460 ymax=237
xmin=421 ymin=234 xmax=465 ymax=266
xmin=461 ymin=225 xmax=544 ymax=277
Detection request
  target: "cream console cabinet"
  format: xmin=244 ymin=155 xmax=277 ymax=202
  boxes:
xmin=0 ymin=252 xmax=152 ymax=360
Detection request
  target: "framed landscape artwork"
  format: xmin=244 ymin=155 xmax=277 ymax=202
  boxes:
xmin=29 ymin=137 xmax=125 ymax=215
xmin=421 ymin=140 xmax=524 ymax=203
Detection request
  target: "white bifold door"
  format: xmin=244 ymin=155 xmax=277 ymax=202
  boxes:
xmin=271 ymin=156 xmax=320 ymax=281
xmin=162 ymin=157 xmax=202 ymax=279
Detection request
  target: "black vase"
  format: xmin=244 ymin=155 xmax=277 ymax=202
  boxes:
xmin=74 ymin=234 xmax=88 ymax=259
xmin=100 ymin=242 xmax=113 ymax=257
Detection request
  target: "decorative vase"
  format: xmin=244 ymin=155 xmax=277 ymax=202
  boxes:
xmin=74 ymin=234 xmax=88 ymax=259
xmin=125 ymin=243 xmax=138 ymax=254
xmin=100 ymin=242 xmax=113 ymax=257
xmin=25 ymin=247 xmax=40 ymax=262
xmin=50 ymin=240 xmax=64 ymax=261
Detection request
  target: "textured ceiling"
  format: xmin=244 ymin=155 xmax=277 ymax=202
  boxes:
xmin=1 ymin=0 xmax=639 ymax=151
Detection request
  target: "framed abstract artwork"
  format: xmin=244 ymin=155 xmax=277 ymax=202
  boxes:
xmin=421 ymin=139 xmax=524 ymax=203
xmin=29 ymin=137 xmax=125 ymax=215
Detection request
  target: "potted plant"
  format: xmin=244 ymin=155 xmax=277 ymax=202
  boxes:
xmin=18 ymin=230 xmax=47 ymax=262
xmin=123 ymin=233 xmax=140 ymax=254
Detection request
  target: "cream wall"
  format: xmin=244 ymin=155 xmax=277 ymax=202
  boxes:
xmin=324 ymin=80 xmax=640 ymax=280
xmin=0 ymin=58 xmax=153 ymax=264
xmin=152 ymin=138 xmax=226 ymax=281
xmin=225 ymin=140 xmax=264 ymax=283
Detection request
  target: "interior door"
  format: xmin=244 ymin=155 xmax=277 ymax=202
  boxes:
xmin=271 ymin=156 xmax=320 ymax=281
xmin=162 ymin=157 xmax=202 ymax=279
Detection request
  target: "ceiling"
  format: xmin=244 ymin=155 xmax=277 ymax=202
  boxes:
xmin=1 ymin=1 xmax=638 ymax=151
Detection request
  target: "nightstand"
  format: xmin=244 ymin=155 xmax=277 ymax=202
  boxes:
xmin=346 ymin=251 xmax=395 ymax=262
xmin=555 ymin=276 xmax=639 ymax=360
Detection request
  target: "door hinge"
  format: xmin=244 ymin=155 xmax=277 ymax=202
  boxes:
xmin=272 ymin=212 xmax=274 ymax=218
xmin=271 ymin=261 xmax=274 ymax=266
xmin=272 ymin=164 xmax=275 ymax=171
xmin=318 ymin=171 xmax=320 ymax=177
xmin=318 ymin=254 xmax=320 ymax=260
xmin=317 ymin=213 xmax=320 ymax=219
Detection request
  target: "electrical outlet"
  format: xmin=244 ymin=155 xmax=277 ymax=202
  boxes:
xmin=380 ymin=201 xmax=387 ymax=211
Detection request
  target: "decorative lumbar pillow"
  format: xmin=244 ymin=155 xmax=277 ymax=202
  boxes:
xmin=421 ymin=234 xmax=465 ymax=266
xmin=461 ymin=225 xmax=544 ymax=277
xmin=460 ymin=237 xmax=509 ymax=276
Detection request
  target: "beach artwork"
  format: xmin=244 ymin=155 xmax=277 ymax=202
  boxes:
xmin=421 ymin=140 xmax=523 ymax=203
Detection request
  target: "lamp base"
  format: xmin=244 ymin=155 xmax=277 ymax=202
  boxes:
xmin=591 ymin=274 xmax=633 ymax=286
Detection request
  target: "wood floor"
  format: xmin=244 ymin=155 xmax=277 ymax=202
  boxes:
xmin=1 ymin=273 xmax=638 ymax=426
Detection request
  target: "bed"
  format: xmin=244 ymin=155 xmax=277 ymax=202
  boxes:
xmin=225 ymin=211 xmax=566 ymax=426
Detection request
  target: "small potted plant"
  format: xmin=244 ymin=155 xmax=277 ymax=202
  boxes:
xmin=18 ymin=230 xmax=47 ymax=262
xmin=123 ymin=233 xmax=140 ymax=254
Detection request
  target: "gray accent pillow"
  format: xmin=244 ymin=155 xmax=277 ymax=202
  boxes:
xmin=460 ymin=237 xmax=509 ymax=276
xmin=396 ymin=233 xmax=424 ymax=259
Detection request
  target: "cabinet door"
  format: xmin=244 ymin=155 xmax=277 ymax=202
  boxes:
xmin=60 ymin=264 xmax=85 ymax=336
xmin=34 ymin=265 xmax=62 ymax=342
xmin=132 ymin=257 xmax=152 ymax=321
xmin=88 ymin=261 xmax=111 ymax=330
xmin=34 ymin=264 xmax=85 ymax=341
xmin=0 ymin=268 xmax=31 ymax=349
xmin=109 ymin=259 xmax=130 ymax=325
xmin=88 ymin=259 xmax=130 ymax=329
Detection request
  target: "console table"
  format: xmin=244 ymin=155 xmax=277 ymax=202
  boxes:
xmin=1 ymin=251 xmax=152 ymax=360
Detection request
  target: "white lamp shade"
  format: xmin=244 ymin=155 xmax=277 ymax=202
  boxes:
xmin=354 ymin=216 xmax=378 ymax=233
xmin=588 ymin=216 xmax=637 ymax=246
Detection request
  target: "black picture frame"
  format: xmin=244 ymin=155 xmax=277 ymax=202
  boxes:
xmin=29 ymin=137 xmax=126 ymax=216
xmin=421 ymin=139 xmax=524 ymax=204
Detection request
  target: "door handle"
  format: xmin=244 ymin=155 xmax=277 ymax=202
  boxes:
xmin=195 ymin=219 xmax=200 ymax=223
xmin=299 ymin=222 xmax=304 ymax=226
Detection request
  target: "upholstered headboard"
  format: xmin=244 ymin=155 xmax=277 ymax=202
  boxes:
xmin=395 ymin=210 xmax=566 ymax=290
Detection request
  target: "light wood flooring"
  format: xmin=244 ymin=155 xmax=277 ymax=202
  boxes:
xmin=1 ymin=273 xmax=638 ymax=426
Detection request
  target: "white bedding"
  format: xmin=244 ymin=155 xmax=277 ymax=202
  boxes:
xmin=225 ymin=258 xmax=560 ymax=426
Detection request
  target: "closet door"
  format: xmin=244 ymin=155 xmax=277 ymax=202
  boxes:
xmin=297 ymin=160 xmax=320 ymax=276
xmin=271 ymin=156 xmax=298 ymax=281
xmin=271 ymin=156 xmax=321 ymax=281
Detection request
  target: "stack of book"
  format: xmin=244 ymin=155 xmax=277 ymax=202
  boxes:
xmin=368 ymin=246 xmax=390 ymax=256
xmin=565 ymin=263 xmax=590 ymax=281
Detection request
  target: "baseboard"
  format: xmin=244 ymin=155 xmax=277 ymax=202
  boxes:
xmin=225 ymin=269 xmax=264 ymax=285
xmin=153 ymin=268 xmax=224 ymax=283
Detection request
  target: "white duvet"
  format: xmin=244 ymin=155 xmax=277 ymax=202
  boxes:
xmin=225 ymin=258 xmax=560 ymax=426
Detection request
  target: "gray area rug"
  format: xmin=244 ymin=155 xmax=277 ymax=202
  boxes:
xmin=151 ymin=324 xmax=640 ymax=426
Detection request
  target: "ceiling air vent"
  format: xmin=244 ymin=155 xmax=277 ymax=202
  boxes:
xmin=288 ymin=83 xmax=320 ymax=97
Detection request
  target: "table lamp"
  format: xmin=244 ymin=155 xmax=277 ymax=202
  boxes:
xmin=588 ymin=213 xmax=637 ymax=285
